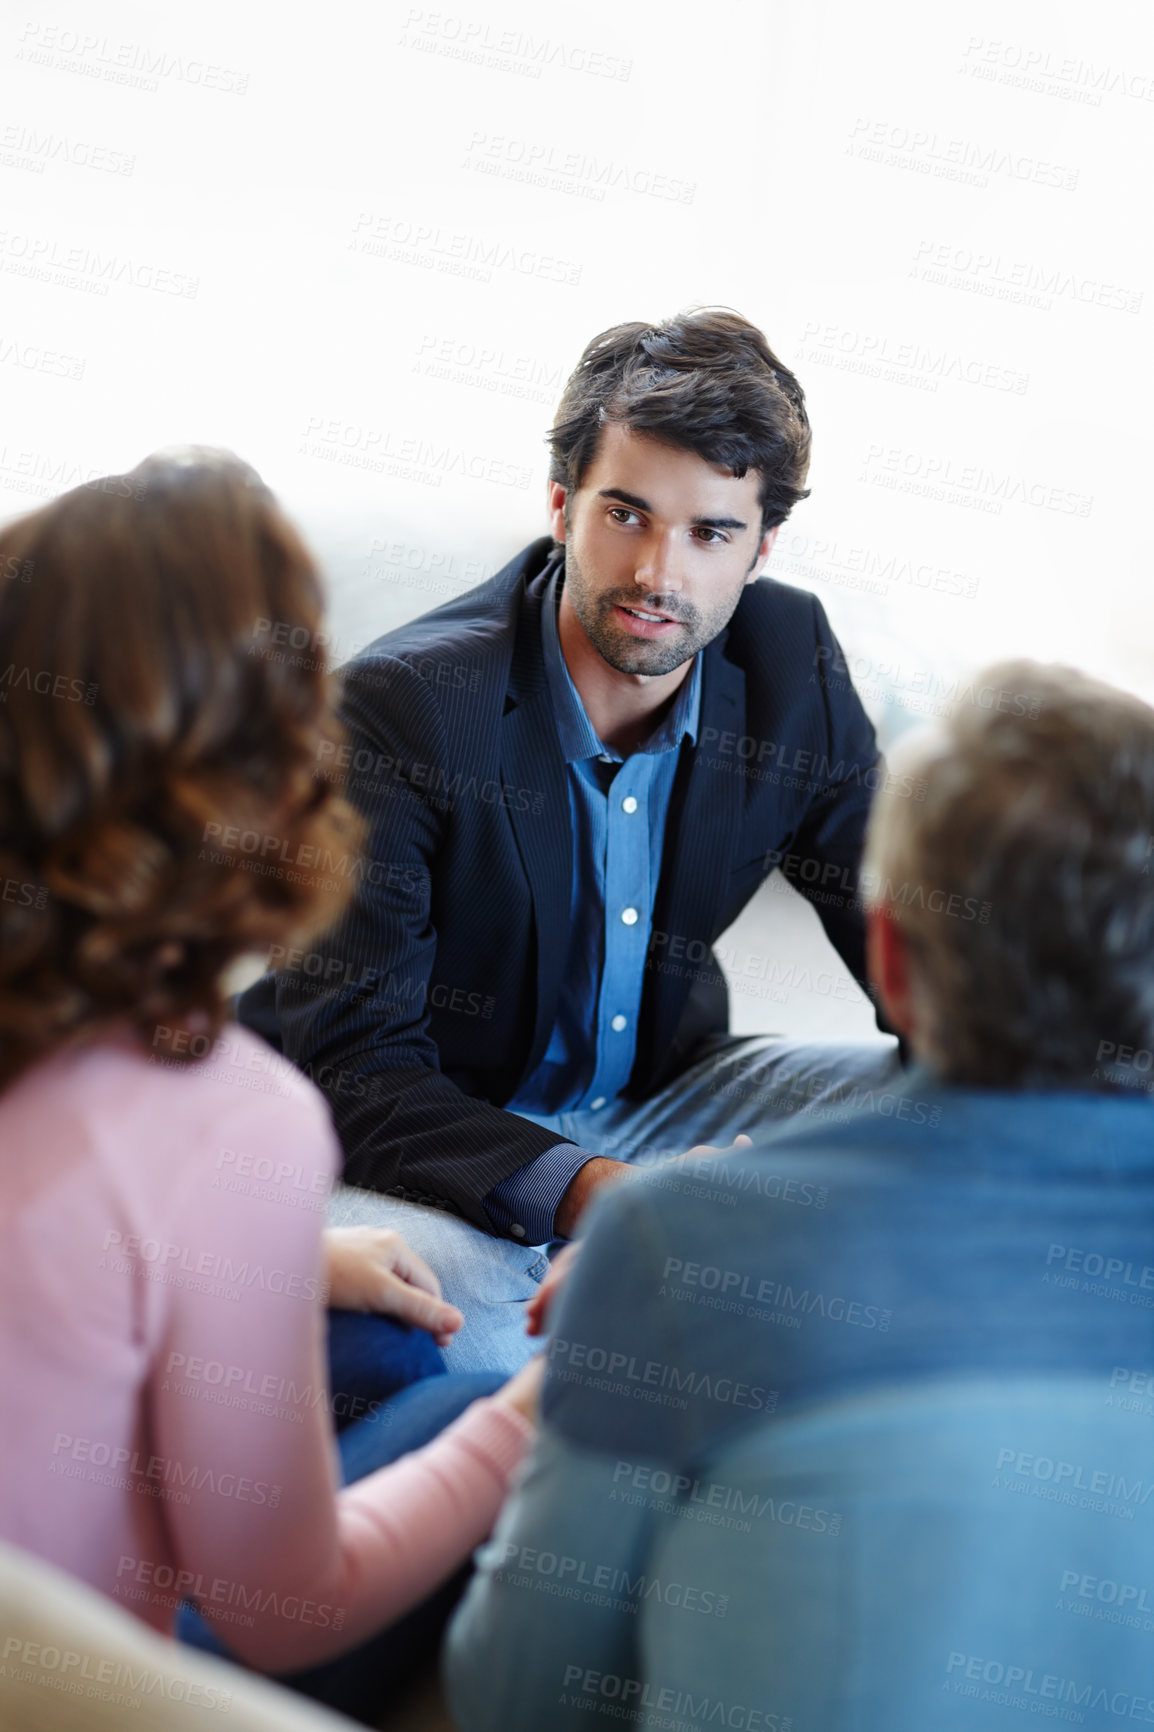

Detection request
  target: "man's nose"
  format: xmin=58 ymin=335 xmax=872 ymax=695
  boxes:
xmin=633 ymin=532 xmax=683 ymax=592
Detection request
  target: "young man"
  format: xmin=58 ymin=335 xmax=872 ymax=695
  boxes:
xmin=240 ymin=310 xmax=900 ymax=1370
xmin=445 ymin=661 xmax=1154 ymax=1727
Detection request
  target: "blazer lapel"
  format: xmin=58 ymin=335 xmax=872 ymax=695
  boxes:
xmin=500 ymin=561 xmax=573 ymax=1078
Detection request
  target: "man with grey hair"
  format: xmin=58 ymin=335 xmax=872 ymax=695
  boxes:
xmin=446 ymin=659 xmax=1154 ymax=1731
xmin=860 ymin=666 xmax=1154 ymax=1092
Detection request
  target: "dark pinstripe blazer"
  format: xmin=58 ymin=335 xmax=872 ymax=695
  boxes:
xmin=239 ymin=537 xmax=890 ymax=1232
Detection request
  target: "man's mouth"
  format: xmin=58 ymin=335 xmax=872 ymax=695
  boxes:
xmin=613 ymin=603 xmax=682 ymax=632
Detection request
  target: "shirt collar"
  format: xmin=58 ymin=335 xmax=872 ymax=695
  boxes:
xmin=540 ymin=567 xmax=701 ymax=766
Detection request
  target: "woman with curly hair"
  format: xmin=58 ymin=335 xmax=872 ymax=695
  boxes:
xmin=0 ymin=451 xmax=541 ymax=1720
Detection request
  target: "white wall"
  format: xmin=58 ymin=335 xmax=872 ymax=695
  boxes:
xmin=3 ymin=0 xmax=1150 ymax=722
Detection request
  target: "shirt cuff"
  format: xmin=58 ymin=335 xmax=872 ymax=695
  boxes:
xmin=483 ymin=1144 xmax=599 ymax=1244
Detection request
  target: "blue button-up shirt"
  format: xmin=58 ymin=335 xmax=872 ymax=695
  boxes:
xmin=484 ymin=570 xmax=702 ymax=1242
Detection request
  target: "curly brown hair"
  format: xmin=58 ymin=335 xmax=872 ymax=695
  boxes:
xmin=0 ymin=449 xmax=363 ymax=1092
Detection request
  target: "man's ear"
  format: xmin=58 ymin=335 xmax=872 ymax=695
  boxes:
xmin=745 ymin=524 xmax=779 ymax=583
xmin=548 ymin=480 xmax=568 ymax=544
xmin=866 ymin=904 xmax=915 ymax=1040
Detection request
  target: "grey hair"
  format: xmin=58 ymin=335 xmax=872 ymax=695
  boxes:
xmin=862 ymin=661 xmax=1154 ymax=1090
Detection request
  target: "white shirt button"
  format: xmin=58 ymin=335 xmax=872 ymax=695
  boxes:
xmin=611 ymin=1014 xmax=627 ymax=1032
xmin=621 ymin=906 xmax=639 ymax=925
xmin=621 ymin=795 xmax=638 ymax=814
xmin=510 ymin=1223 xmax=526 ymax=1238
xmin=591 ymin=1097 xmax=607 ymax=1110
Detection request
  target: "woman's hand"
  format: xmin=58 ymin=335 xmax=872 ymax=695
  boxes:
xmin=322 ymin=1227 xmax=463 ymax=1347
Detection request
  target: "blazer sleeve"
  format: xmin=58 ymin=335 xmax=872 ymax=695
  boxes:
xmin=266 ymin=655 xmax=576 ymax=1232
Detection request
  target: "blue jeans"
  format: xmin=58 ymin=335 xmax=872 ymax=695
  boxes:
xmin=330 ymin=1031 xmax=902 ymax=1375
xmin=179 ymin=1311 xmax=504 ymax=1723
xmin=326 ymin=1303 xmax=445 ymax=1432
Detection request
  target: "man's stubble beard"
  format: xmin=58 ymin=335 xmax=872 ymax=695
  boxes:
xmin=561 ymin=540 xmax=749 ymax=677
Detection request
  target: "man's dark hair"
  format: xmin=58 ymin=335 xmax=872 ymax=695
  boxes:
xmin=547 ymin=308 xmax=811 ymax=535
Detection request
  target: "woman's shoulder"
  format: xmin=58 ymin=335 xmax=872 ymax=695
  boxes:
xmin=3 ymin=1022 xmax=337 ymax=1180
xmin=141 ymin=1019 xmax=316 ymax=1102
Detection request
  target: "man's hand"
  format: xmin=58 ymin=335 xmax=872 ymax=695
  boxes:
xmin=673 ymin=1133 xmax=753 ymax=1165
xmin=322 ymin=1226 xmax=463 ymax=1347
xmin=552 ymin=1137 xmax=754 ymax=1238
xmin=492 ymin=1352 xmax=546 ymax=1427
xmin=525 ymin=1243 xmax=581 ymax=1338
xmin=553 ymin=1156 xmax=630 ymax=1239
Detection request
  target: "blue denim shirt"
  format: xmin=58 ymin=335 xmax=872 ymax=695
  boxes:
xmin=449 ymin=1076 xmax=1154 ymax=1731
xmin=484 ymin=571 xmax=701 ymax=1243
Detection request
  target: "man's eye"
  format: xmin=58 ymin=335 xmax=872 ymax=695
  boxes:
xmin=694 ymin=527 xmax=724 ymax=544
xmin=609 ymin=507 xmax=637 ymax=524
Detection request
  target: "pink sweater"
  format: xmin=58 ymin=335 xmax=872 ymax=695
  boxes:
xmin=0 ymin=1025 xmax=534 ymax=1672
